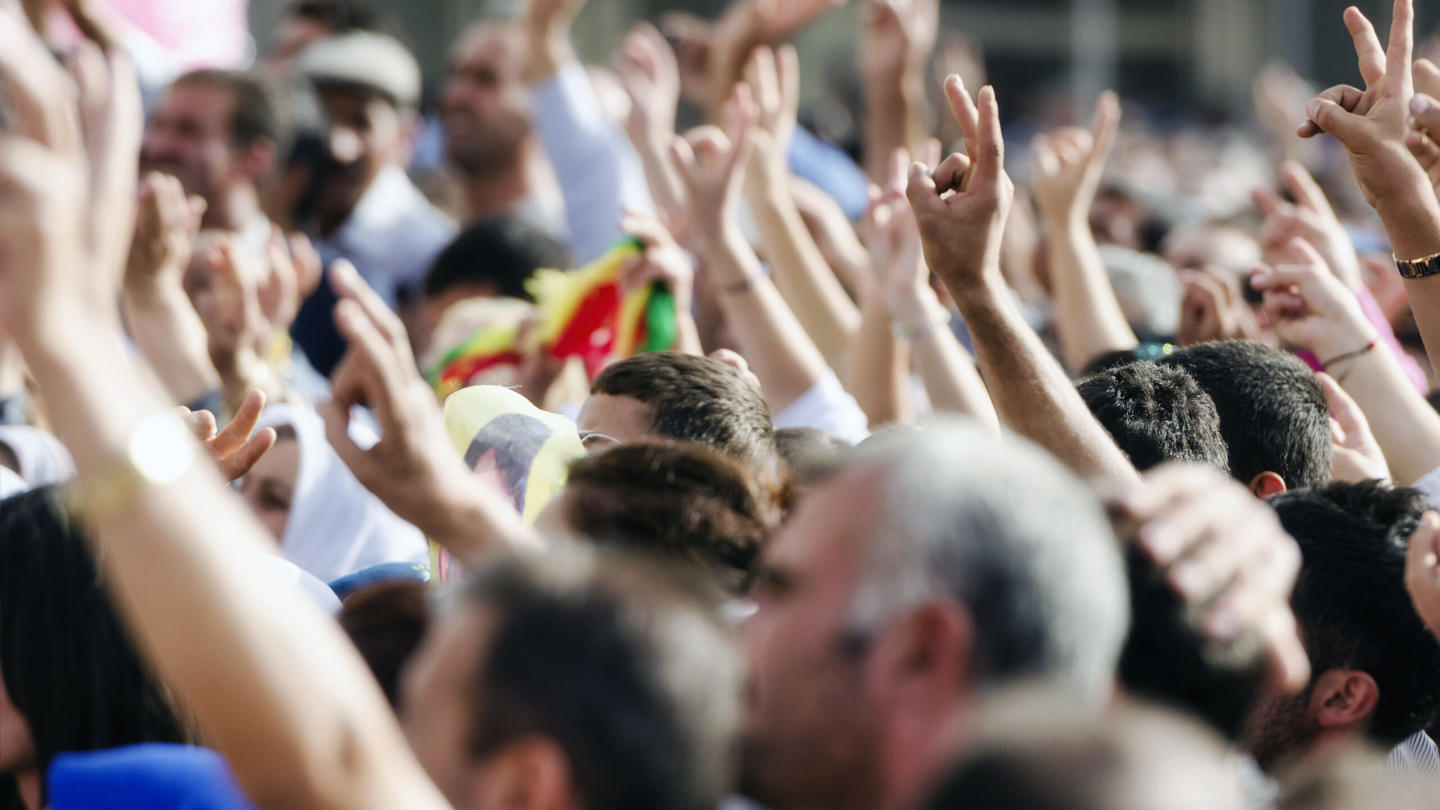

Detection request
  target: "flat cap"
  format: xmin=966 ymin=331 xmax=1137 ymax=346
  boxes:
xmin=297 ymin=31 xmax=421 ymax=109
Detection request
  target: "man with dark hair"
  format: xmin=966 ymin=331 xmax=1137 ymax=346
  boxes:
xmin=581 ymin=352 xmax=779 ymax=476
xmin=1159 ymin=340 xmax=1332 ymax=496
xmin=1078 ymin=361 xmax=1229 ymax=472
xmin=421 ymin=214 xmax=571 ymax=331
xmin=1245 ymin=482 xmax=1440 ymax=771
xmin=401 ymin=548 xmax=743 ymax=810
xmin=141 ymin=69 xmax=284 ymax=236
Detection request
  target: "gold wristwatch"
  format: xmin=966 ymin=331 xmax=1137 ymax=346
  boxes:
xmin=1396 ymin=250 xmax=1440 ymax=279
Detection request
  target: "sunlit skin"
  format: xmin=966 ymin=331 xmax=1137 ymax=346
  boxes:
xmin=239 ymin=435 xmax=299 ymax=543
xmin=574 ymin=393 xmax=655 ymax=454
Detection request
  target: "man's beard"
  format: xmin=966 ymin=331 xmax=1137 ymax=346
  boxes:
xmin=1241 ymin=688 xmax=1317 ymax=772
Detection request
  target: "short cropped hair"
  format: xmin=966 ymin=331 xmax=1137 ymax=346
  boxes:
xmin=461 ymin=550 xmax=743 ymax=810
xmin=560 ymin=442 xmax=778 ymax=594
xmin=1160 ymin=341 xmax=1331 ymax=489
xmin=423 ymin=215 xmax=571 ymax=302
xmin=1270 ymin=481 xmax=1440 ymax=746
xmin=1079 ymin=361 xmax=1229 ymax=472
xmin=590 ymin=352 xmax=777 ymax=471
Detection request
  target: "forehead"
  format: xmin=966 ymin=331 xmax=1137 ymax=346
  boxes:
xmin=157 ymin=82 xmax=235 ymax=121
xmin=452 ymin=26 xmax=524 ymax=71
xmin=764 ymin=465 xmax=879 ymax=581
xmin=576 ymin=393 xmax=655 ymax=440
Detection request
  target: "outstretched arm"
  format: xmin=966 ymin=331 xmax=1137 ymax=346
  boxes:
xmin=906 ymin=75 xmax=1136 ymax=483
xmin=1030 ymin=91 xmax=1138 ymax=373
xmin=1304 ymin=0 xmax=1440 ymax=373
xmin=671 ymin=86 xmax=831 ymax=413
xmin=0 ymin=11 xmax=449 ymax=808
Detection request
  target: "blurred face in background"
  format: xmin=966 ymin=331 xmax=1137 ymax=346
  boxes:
xmin=314 ymin=87 xmax=409 ymax=226
xmin=141 ymin=81 xmax=243 ymax=204
xmin=443 ymin=24 xmax=531 ymax=176
xmin=239 ymin=433 xmax=300 ymax=543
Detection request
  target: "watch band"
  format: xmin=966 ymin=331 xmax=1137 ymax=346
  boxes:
xmin=1395 ymin=250 xmax=1440 ymax=279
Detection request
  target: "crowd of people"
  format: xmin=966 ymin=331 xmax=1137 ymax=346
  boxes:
xmin=8 ymin=0 xmax=1440 ymax=807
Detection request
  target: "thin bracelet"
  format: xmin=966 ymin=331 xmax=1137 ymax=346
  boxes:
xmin=1319 ymin=340 xmax=1377 ymax=371
xmin=720 ymin=274 xmax=765 ymax=295
xmin=891 ymin=309 xmax=953 ymax=341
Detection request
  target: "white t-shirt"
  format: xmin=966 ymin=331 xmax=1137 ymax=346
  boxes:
xmin=774 ymin=371 xmax=871 ymax=446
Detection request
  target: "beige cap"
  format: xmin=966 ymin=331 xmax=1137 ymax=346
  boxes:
xmin=297 ymin=31 xmax=421 ymax=109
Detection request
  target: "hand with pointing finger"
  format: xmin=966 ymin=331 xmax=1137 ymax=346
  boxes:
xmin=906 ymin=75 xmax=1014 ymax=295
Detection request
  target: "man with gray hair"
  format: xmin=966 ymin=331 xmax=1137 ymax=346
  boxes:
xmin=740 ymin=420 xmax=1130 ymax=810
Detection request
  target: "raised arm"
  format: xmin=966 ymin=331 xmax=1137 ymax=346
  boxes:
xmin=906 ymin=75 xmax=1137 ymax=484
xmin=1252 ymin=237 xmax=1440 ymax=485
xmin=614 ymin=23 xmax=690 ymax=240
xmin=871 ymin=146 xmax=997 ymax=427
xmin=1030 ymin=91 xmax=1138 ymax=373
xmin=524 ymin=0 xmax=653 ymax=262
xmin=1302 ymin=0 xmax=1440 ymax=373
xmin=859 ymin=0 xmax=937 ymax=181
xmin=670 ymin=87 xmax=830 ymax=413
xmin=740 ymin=46 xmax=861 ymax=371
xmin=0 ymin=8 xmax=449 ymax=809
xmin=122 ymin=173 xmax=222 ymax=406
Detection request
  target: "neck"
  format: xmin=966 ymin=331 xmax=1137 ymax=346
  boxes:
xmin=202 ymin=183 xmax=263 ymax=233
xmin=16 ymin=768 xmax=40 ymax=810
xmin=459 ymin=140 xmax=541 ymax=220
xmin=878 ymin=699 xmax=968 ymax=810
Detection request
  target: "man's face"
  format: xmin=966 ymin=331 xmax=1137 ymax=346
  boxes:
xmin=401 ymin=601 xmax=493 ymax=807
xmin=739 ymin=467 xmax=886 ymax=809
xmin=140 ymin=83 xmax=241 ymax=202
xmin=315 ymin=88 xmax=408 ymax=222
xmin=442 ymin=26 xmax=531 ymax=175
xmin=575 ymin=393 xmax=656 ymax=454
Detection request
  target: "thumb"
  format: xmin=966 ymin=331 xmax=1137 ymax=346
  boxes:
xmin=1306 ymin=97 xmax=1366 ymax=144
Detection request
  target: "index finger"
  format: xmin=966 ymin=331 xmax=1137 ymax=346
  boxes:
xmin=1089 ymin=90 xmax=1121 ymax=166
xmin=942 ymin=74 xmax=979 ymax=153
xmin=1279 ymin=160 xmax=1332 ymax=216
xmin=329 ymin=259 xmax=411 ymax=353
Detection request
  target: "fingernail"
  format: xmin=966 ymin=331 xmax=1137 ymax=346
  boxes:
xmin=1414 ymin=96 xmax=1432 ymax=115
xmin=1306 ymin=101 xmax=1321 ymax=120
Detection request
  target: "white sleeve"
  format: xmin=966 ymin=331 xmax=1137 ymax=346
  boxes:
xmin=530 ymin=63 xmax=653 ymax=263
xmin=774 ymin=371 xmax=871 ymax=445
xmin=1413 ymin=466 xmax=1440 ymax=506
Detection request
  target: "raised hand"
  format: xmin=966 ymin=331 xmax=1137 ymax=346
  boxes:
xmin=905 ymin=75 xmax=1014 ymax=295
xmin=1249 ymin=237 xmax=1376 ymax=361
xmin=256 ymin=229 xmax=320 ymax=344
xmin=180 ymin=389 xmax=277 ymax=481
xmin=741 ymin=44 xmax=799 ymax=188
xmin=1404 ymin=58 xmax=1440 ymax=195
xmin=1318 ymin=371 xmax=1391 ymax=484
xmin=615 ymin=23 xmax=681 ymax=150
xmin=1113 ymin=462 xmax=1310 ymax=692
xmin=866 ymin=146 xmax=931 ymax=321
xmin=1251 ymin=161 xmax=1363 ymax=290
xmin=1030 ymin=91 xmax=1120 ymax=227
xmin=127 ymin=173 xmax=206 ymax=294
xmin=321 ymin=262 xmax=531 ymax=556
xmin=620 ymin=210 xmax=704 ymax=356
xmin=1299 ymin=1 xmax=1435 ymax=229
xmin=522 ymin=0 xmax=589 ymax=80
xmin=669 ymin=86 xmax=756 ymax=250
xmin=1177 ymin=267 xmax=1263 ymax=347
xmin=860 ymin=0 xmax=939 ymax=85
